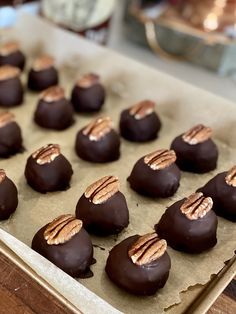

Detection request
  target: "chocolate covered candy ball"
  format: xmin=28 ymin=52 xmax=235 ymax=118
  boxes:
xmin=28 ymin=55 xmax=59 ymax=91
xmin=170 ymin=124 xmax=218 ymax=173
xmin=71 ymin=73 xmax=105 ymax=112
xmin=75 ymin=116 xmax=120 ymax=163
xmin=0 ymin=111 xmax=23 ymax=157
xmin=155 ymin=192 xmax=218 ymax=253
xmin=198 ymin=165 xmax=236 ymax=221
xmin=0 ymin=41 xmax=25 ymax=70
xmin=76 ymin=175 xmax=129 ymax=235
xmin=25 ymin=144 xmax=73 ymax=193
xmin=127 ymin=149 xmax=181 ymax=198
xmin=105 ymin=232 xmax=171 ymax=295
xmin=34 ymin=86 xmax=74 ymax=130
xmin=119 ymin=100 xmax=161 ymax=142
xmin=0 ymin=65 xmax=24 ymax=107
xmin=0 ymin=169 xmax=18 ymax=220
xmin=32 ymin=214 xmax=94 ymax=278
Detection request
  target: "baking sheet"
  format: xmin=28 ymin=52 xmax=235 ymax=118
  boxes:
xmin=0 ymin=14 xmax=236 ymax=314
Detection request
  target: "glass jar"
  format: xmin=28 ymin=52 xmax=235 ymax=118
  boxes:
xmin=41 ymin=0 xmax=116 ymax=45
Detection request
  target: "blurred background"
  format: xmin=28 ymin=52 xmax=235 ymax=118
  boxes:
xmin=0 ymin=0 xmax=236 ymax=102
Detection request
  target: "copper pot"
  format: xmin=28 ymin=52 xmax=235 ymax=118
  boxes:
xmin=178 ymin=0 xmax=236 ymax=33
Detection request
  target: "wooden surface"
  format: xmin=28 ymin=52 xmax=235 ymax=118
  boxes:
xmin=208 ymin=276 xmax=236 ymax=314
xmin=0 ymin=251 xmax=235 ymax=314
xmin=0 ymin=252 xmax=74 ymax=314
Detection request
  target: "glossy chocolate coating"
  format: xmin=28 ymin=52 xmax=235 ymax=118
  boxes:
xmin=32 ymin=224 xmax=93 ymax=278
xmin=155 ymin=199 xmax=218 ymax=253
xmin=0 ymin=50 xmax=25 ymax=71
xmin=0 ymin=77 xmax=23 ymax=107
xmin=198 ymin=172 xmax=236 ymax=222
xmin=28 ymin=67 xmax=59 ymax=91
xmin=71 ymin=83 xmax=105 ymax=112
xmin=75 ymin=129 xmax=120 ymax=163
xmin=170 ymin=135 xmax=218 ymax=173
xmin=105 ymin=235 xmax=171 ymax=295
xmin=34 ymin=98 xmax=74 ymax=130
xmin=127 ymin=158 xmax=181 ymax=198
xmin=0 ymin=122 xmax=23 ymax=157
xmin=119 ymin=109 xmax=161 ymax=142
xmin=76 ymin=192 xmax=129 ymax=235
xmin=24 ymin=155 xmax=73 ymax=193
xmin=0 ymin=176 xmax=18 ymax=220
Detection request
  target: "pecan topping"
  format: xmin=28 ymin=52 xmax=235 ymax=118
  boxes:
xmin=40 ymin=86 xmax=65 ymax=102
xmin=0 ymin=41 xmax=20 ymax=56
xmin=180 ymin=192 xmax=213 ymax=220
xmin=0 ymin=65 xmax=20 ymax=81
xmin=33 ymin=55 xmax=55 ymax=71
xmin=144 ymin=149 xmax=176 ymax=170
xmin=77 ymin=73 xmax=100 ymax=88
xmin=84 ymin=175 xmax=119 ymax=204
xmin=0 ymin=169 xmax=6 ymax=184
xmin=128 ymin=233 xmax=167 ymax=266
xmin=32 ymin=144 xmax=60 ymax=165
xmin=0 ymin=111 xmax=15 ymax=128
xmin=83 ymin=116 xmax=113 ymax=141
xmin=182 ymin=124 xmax=212 ymax=145
xmin=225 ymin=166 xmax=236 ymax=187
xmin=129 ymin=100 xmax=155 ymax=120
xmin=44 ymin=214 xmax=83 ymax=245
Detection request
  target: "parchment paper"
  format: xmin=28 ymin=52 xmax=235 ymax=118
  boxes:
xmin=0 ymin=14 xmax=236 ymax=314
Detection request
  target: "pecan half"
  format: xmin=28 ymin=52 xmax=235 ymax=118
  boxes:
xmin=180 ymin=192 xmax=213 ymax=220
xmin=0 ymin=169 xmax=6 ymax=184
xmin=144 ymin=149 xmax=176 ymax=170
xmin=44 ymin=214 xmax=83 ymax=245
xmin=82 ymin=116 xmax=113 ymax=141
xmin=77 ymin=73 xmax=99 ymax=88
xmin=225 ymin=166 xmax=236 ymax=187
xmin=84 ymin=175 xmax=119 ymax=204
xmin=129 ymin=100 xmax=155 ymax=120
xmin=33 ymin=55 xmax=55 ymax=71
xmin=32 ymin=144 xmax=60 ymax=165
xmin=182 ymin=124 xmax=212 ymax=145
xmin=128 ymin=233 xmax=167 ymax=266
xmin=0 ymin=65 xmax=20 ymax=81
xmin=0 ymin=41 xmax=19 ymax=56
xmin=0 ymin=111 xmax=15 ymax=128
xmin=40 ymin=86 xmax=64 ymax=102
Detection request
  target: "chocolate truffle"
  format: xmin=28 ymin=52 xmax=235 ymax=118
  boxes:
xmin=25 ymin=144 xmax=73 ymax=193
xmin=0 ymin=169 xmax=18 ymax=220
xmin=0 ymin=65 xmax=24 ymax=107
xmin=32 ymin=214 xmax=94 ymax=278
xmin=34 ymin=86 xmax=74 ymax=130
xmin=71 ymin=73 xmax=105 ymax=112
xmin=119 ymin=100 xmax=161 ymax=142
xmin=75 ymin=116 xmax=120 ymax=163
xmin=76 ymin=175 xmax=129 ymax=235
xmin=127 ymin=149 xmax=181 ymax=198
xmin=198 ymin=165 xmax=236 ymax=221
xmin=105 ymin=232 xmax=171 ymax=295
xmin=155 ymin=192 xmax=218 ymax=253
xmin=28 ymin=55 xmax=59 ymax=91
xmin=170 ymin=124 xmax=218 ymax=173
xmin=0 ymin=41 xmax=25 ymax=70
xmin=0 ymin=111 xmax=23 ymax=157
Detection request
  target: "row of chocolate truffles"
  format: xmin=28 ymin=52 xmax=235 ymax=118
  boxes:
xmin=0 ymin=101 xmax=218 ymax=172
xmin=31 ymin=187 xmax=218 ymax=296
xmin=0 ymin=62 xmax=105 ymax=111
xmin=1 ymin=147 xmax=236 ymax=223
xmin=35 ymin=89 xmax=162 ymax=144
